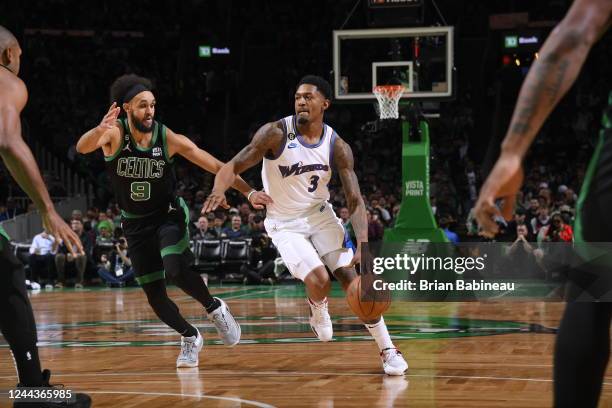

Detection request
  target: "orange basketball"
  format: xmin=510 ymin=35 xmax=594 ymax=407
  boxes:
xmin=346 ymin=275 xmax=391 ymax=321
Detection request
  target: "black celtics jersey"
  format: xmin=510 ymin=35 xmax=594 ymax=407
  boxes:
xmin=105 ymin=118 xmax=176 ymax=217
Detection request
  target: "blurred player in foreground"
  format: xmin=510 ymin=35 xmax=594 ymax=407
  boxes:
xmin=474 ymin=1 xmax=612 ymax=406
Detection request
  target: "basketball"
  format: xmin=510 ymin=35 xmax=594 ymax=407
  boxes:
xmin=346 ymin=275 xmax=391 ymax=321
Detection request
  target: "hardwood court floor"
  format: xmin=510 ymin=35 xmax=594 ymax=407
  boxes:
xmin=1 ymin=284 xmax=611 ymax=407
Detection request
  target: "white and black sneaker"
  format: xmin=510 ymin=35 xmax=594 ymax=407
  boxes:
xmin=381 ymin=348 xmax=408 ymax=376
xmin=176 ymin=328 xmax=204 ymax=368
xmin=308 ymin=298 xmax=333 ymax=342
xmin=208 ymin=298 xmax=241 ymax=347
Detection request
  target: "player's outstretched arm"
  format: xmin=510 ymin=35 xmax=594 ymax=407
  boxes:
xmin=475 ymin=0 xmax=612 ymax=237
xmin=76 ymin=102 xmax=120 ymax=154
xmin=202 ymin=122 xmax=282 ymax=213
xmin=0 ymin=79 xmax=83 ymax=256
xmin=334 ymin=136 xmax=367 ymax=266
xmin=166 ymin=128 xmax=272 ymax=210
xmin=501 ymin=0 xmax=611 ymax=159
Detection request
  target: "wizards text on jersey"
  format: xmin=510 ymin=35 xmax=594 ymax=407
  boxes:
xmin=278 ymin=161 xmax=329 ymax=178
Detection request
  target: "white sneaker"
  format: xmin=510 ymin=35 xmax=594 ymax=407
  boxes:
xmin=208 ymin=298 xmax=241 ymax=347
xmin=176 ymin=328 xmax=204 ymax=368
xmin=381 ymin=348 xmax=408 ymax=376
xmin=308 ymin=298 xmax=333 ymax=342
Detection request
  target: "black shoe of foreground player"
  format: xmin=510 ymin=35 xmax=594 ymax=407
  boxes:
xmin=13 ymin=369 xmax=92 ymax=408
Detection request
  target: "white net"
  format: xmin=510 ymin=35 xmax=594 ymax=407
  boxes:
xmin=373 ymin=85 xmax=405 ymax=119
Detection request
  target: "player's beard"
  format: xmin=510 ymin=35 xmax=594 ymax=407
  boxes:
xmin=296 ymin=112 xmax=309 ymax=125
xmin=130 ymin=112 xmax=153 ymax=133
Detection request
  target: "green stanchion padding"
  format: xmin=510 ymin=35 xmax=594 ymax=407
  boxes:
xmin=384 ymin=118 xmax=448 ymax=244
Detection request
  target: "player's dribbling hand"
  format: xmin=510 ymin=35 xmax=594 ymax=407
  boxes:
xmin=474 ymin=153 xmax=523 ymax=238
xmin=41 ymin=210 xmax=84 ymax=257
xmin=248 ymin=191 xmax=274 ymax=210
xmin=98 ymin=102 xmax=121 ymax=131
xmin=202 ymin=190 xmax=230 ymax=213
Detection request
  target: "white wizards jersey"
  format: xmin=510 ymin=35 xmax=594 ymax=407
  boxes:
xmin=262 ymin=115 xmax=338 ymax=220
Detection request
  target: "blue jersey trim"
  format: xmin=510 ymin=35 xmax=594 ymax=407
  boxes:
xmin=294 ymin=115 xmax=326 ymax=148
xmin=329 ymin=130 xmax=338 ymax=171
xmin=266 ymin=119 xmax=288 ymax=160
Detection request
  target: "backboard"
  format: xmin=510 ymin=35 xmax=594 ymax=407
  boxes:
xmin=333 ymin=26 xmax=454 ymax=101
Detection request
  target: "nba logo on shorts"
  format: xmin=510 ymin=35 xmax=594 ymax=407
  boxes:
xmin=152 ymin=147 xmax=162 ymax=157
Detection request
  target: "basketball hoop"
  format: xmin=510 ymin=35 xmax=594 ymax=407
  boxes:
xmin=373 ymin=85 xmax=405 ymax=119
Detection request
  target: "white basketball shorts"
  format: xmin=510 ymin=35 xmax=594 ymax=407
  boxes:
xmin=264 ymin=203 xmax=354 ymax=281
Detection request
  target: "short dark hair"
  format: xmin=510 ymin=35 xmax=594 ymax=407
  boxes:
xmin=110 ymin=74 xmax=153 ymax=105
xmin=297 ymin=75 xmax=331 ymax=99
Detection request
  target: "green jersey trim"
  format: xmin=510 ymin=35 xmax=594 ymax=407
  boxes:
xmin=574 ymin=129 xmax=604 ymax=244
xmin=129 ymin=121 xmax=159 ymax=152
xmin=574 ymin=90 xmax=611 ymax=248
xmin=160 ymin=198 xmax=190 ymax=257
xmin=161 ymin=124 xmax=174 ymax=163
xmin=135 ymin=270 xmax=165 ymax=285
xmin=0 ymin=225 xmax=9 ymax=250
xmin=120 ymin=208 xmax=161 ymax=219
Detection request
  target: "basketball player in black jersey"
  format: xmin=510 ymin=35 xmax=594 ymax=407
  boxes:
xmin=77 ymin=74 xmax=272 ymax=368
xmin=474 ymin=1 xmax=612 ymax=406
xmin=0 ymin=26 xmax=91 ymax=407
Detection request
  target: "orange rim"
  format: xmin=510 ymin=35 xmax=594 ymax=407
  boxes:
xmin=373 ymin=85 xmax=405 ymax=95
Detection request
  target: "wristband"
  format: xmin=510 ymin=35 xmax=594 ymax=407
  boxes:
xmin=247 ymin=190 xmax=257 ymax=202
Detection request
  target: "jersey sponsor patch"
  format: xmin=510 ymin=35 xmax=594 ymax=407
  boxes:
xmin=152 ymin=147 xmax=162 ymax=157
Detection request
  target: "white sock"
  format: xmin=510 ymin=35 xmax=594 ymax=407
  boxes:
xmin=365 ymin=316 xmax=394 ymax=351
xmin=308 ymin=297 xmax=327 ymax=307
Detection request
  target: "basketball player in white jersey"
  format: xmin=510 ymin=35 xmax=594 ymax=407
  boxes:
xmin=203 ymin=75 xmax=408 ymax=375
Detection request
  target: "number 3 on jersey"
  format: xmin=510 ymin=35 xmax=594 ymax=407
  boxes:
xmin=308 ymin=175 xmax=319 ymax=193
xmin=130 ymin=181 xmax=151 ymax=201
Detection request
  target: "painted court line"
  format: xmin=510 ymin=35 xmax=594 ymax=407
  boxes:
xmin=491 ymin=284 xmax=521 ymax=299
xmin=222 ymin=288 xmax=280 ymax=300
xmin=83 ymin=391 xmax=275 ymax=407
xmin=176 ymin=287 xmax=280 ymax=302
xmin=4 ymin=370 xmax=611 ymax=386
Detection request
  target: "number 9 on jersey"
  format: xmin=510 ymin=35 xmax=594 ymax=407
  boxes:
xmin=130 ymin=181 xmax=151 ymax=201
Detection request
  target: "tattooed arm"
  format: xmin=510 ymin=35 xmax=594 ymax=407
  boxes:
xmin=334 ymin=136 xmax=368 ymax=265
xmin=202 ymin=122 xmax=282 ymax=213
xmin=501 ymin=0 xmax=611 ymax=158
xmin=475 ymin=0 xmax=612 ymax=237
